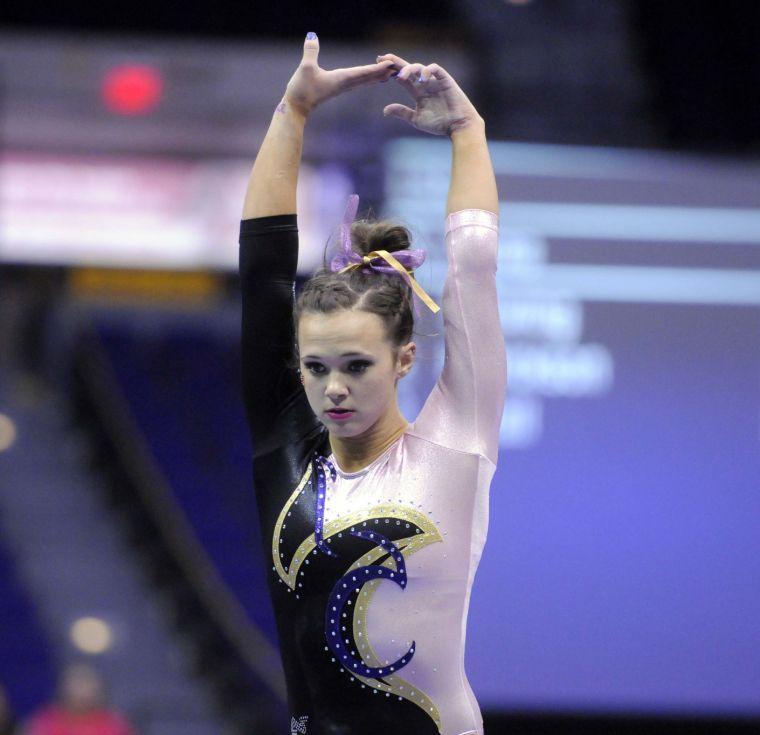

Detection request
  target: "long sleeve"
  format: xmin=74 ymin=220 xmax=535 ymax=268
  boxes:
xmin=412 ymin=209 xmax=507 ymax=466
xmin=239 ymin=213 xmax=320 ymax=458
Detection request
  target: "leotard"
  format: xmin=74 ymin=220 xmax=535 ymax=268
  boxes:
xmin=239 ymin=207 xmax=507 ymax=735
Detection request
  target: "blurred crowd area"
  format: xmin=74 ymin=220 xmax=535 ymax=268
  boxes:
xmin=1 ymin=665 xmax=135 ymax=735
xmin=0 ymin=2 xmax=758 ymax=735
xmin=1 ymin=0 xmax=758 ymax=151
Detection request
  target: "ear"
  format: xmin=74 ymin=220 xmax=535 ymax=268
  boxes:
xmin=395 ymin=341 xmax=416 ymax=379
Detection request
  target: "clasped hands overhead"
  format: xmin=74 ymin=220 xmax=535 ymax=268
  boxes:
xmin=283 ymin=32 xmax=482 ymax=138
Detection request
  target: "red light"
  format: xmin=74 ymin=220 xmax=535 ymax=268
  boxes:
xmin=102 ymin=64 xmax=163 ymax=116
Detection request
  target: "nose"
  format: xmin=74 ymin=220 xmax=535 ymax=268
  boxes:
xmin=325 ymin=372 xmax=349 ymax=401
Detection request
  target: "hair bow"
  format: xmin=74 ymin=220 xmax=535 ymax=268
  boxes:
xmin=329 ymin=194 xmax=440 ymax=314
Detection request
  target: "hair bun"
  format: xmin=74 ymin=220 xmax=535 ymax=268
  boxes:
xmin=350 ymin=220 xmax=412 ymax=257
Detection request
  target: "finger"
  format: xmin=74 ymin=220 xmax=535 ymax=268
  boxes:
xmin=418 ymin=63 xmax=447 ymax=83
xmin=377 ymin=58 xmax=400 ymax=81
xmin=338 ymin=59 xmax=396 ymax=88
xmin=376 ymin=52 xmax=411 ymax=69
xmin=394 ymin=62 xmax=427 ymax=92
xmin=383 ymin=103 xmax=415 ymax=124
xmin=303 ymin=31 xmax=319 ymax=66
xmin=396 ymin=62 xmax=424 ymax=82
xmin=379 ymin=62 xmax=400 ymax=83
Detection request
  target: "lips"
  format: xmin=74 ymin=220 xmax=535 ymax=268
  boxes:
xmin=326 ymin=408 xmax=355 ymax=420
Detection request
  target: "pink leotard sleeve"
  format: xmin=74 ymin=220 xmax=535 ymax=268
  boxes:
xmin=412 ymin=209 xmax=507 ymax=466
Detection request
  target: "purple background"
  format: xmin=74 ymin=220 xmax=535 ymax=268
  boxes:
xmin=474 ymin=301 xmax=760 ymax=713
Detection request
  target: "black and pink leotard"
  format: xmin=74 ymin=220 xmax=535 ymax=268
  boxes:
xmin=240 ymin=208 xmax=506 ymax=735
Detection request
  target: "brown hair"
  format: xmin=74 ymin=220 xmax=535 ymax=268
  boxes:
xmin=292 ymin=216 xmax=416 ymax=366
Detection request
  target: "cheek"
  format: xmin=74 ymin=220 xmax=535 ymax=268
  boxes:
xmin=360 ymin=370 xmax=396 ymax=406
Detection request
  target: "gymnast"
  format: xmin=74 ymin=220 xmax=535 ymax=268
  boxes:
xmin=239 ymin=31 xmax=507 ymax=735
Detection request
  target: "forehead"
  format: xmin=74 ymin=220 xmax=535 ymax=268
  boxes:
xmin=298 ymin=309 xmax=389 ymax=355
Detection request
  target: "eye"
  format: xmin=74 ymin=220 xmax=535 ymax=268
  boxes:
xmin=347 ymin=360 xmax=372 ymax=374
xmin=304 ymin=362 xmax=326 ymax=375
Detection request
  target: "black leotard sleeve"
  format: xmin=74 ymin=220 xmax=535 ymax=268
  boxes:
xmin=239 ymin=214 xmax=321 ymax=458
xmin=239 ymin=214 xmax=333 ymax=728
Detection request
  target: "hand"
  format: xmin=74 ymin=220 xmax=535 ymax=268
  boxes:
xmin=283 ymin=33 xmax=397 ymax=117
xmin=377 ymin=53 xmax=482 ymax=136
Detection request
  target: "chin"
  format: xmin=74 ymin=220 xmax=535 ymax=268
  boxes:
xmin=323 ymin=415 xmax=373 ymax=438
xmin=325 ymin=422 xmax=359 ymax=436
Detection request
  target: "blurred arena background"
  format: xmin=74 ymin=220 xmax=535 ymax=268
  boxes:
xmin=0 ymin=1 xmax=758 ymax=734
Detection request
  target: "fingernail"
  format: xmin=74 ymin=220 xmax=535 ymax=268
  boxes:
xmin=306 ymin=31 xmax=317 ymax=40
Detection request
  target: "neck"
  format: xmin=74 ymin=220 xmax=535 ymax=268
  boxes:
xmin=329 ymin=403 xmax=408 ymax=473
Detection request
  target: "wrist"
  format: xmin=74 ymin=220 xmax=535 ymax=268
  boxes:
xmin=448 ymin=114 xmax=485 ymax=139
xmin=278 ymin=95 xmax=311 ymax=121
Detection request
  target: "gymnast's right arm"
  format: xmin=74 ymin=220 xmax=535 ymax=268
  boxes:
xmin=239 ymin=35 xmax=397 ymax=456
xmin=238 ymin=44 xmax=311 ymax=456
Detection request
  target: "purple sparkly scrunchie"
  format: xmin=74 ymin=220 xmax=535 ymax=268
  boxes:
xmin=328 ymin=194 xmax=440 ymax=316
xmin=329 ymin=194 xmax=428 ymax=275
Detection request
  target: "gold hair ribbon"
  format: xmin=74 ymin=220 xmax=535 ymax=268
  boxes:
xmin=338 ymin=249 xmax=440 ymax=314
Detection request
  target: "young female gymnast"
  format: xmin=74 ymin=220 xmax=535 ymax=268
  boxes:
xmin=239 ymin=32 xmax=507 ymax=735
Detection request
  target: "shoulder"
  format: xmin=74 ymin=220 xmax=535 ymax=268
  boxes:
xmin=405 ymin=425 xmax=496 ymax=468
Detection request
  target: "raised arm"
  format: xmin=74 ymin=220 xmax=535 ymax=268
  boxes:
xmin=239 ymin=37 xmax=311 ymax=454
xmin=412 ymin=205 xmax=505 ymax=465
xmin=378 ymin=54 xmax=507 ymax=464
xmin=243 ymin=34 xmax=397 ymax=219
xmin=447 ymin=121 xmax=498 ymax=215
xmin=240 ymin=92 xmax=306 ymax=219
xmin=239 ymin=35 xmax=398 ymax=455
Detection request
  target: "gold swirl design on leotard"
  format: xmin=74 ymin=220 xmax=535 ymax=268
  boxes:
xmin=271 ymin=463 xmax=314 ymax=588
xmin=272 ymin=464 xmax=445 ymax=732
xmin=348 ymin=531 xmax=444 ymax=733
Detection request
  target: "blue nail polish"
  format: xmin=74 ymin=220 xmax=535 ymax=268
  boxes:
xmin=306 ymin=31 xmax=317 ymax=40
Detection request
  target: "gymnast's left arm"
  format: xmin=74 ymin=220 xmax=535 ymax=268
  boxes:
xmin=379 ymin=54 xmax=507 ymax=464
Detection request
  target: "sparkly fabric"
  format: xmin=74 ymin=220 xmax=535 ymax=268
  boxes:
xmin=312 ymin=454 xmax=338 ymax=557
xmin=239 ymin=208 xmax=506 ymax=735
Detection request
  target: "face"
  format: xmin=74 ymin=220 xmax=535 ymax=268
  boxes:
xmin=297 ymin=308 xmax=415 ymax=437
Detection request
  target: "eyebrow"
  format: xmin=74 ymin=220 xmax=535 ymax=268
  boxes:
xmin=303 ymin=352 xmax=368 ymax=359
